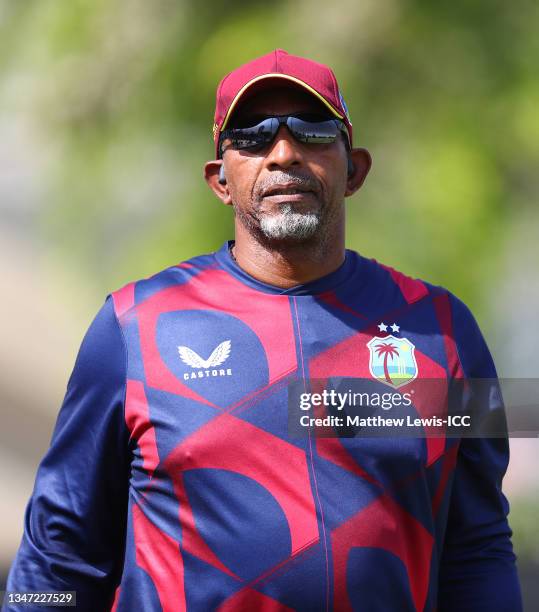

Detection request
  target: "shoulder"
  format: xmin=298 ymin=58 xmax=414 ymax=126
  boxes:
xmin=109 ymin=250 xmax=218 ymax=319
xmin=364 ymin=255 xmax=494 ymax=376
xmin=363 ymin=255 xmax=452 ymax=306
xmin=364 ymin=254 xmax=483 ymax=337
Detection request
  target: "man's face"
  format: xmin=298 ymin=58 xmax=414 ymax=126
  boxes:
xmin=220 ymin=85 xmax=350 ymax=243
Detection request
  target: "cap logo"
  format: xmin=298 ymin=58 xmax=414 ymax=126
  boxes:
xmin=339 ymin=92 xmax=352 ymax=125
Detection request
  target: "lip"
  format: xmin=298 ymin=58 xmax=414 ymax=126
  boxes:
xmin=261 ymin=183 xmax=314 ymax=198
xmin=261 ymin=192 xmax=315 ymax=203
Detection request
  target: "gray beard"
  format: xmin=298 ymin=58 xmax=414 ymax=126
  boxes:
xmin=258 ymin=204 xmax=321 ymax=240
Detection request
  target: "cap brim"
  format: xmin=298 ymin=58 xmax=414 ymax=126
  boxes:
xmin=220 ymin=73 xmax=345 ymax=132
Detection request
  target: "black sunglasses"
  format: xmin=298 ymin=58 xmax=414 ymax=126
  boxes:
xmin=219 ymin=113 xmax=350 ymax=158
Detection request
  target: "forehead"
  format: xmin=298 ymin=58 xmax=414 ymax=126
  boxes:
xmin=230 ymin=84 xmax=330 ymax=122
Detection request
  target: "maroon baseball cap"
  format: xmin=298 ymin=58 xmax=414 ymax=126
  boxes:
xmin=212 ymin=49 xmax=353 ymax=158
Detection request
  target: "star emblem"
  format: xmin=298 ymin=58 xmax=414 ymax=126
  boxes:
xmin=390 ymin=323 xmax=400 ymax=333
xmin=377 ymin=322 xmax=388 ymax=332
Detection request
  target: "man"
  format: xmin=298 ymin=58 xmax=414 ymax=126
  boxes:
xmin=4 ymin=49 xmax=522 ymax=611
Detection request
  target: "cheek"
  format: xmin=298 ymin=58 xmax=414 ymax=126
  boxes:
xmin=227 ymin=160 xmax=259 ymax=204
xmin=317 ymin=162 xmax=347 ymax=201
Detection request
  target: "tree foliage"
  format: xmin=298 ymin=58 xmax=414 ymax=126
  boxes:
xmin=1 ymin=0 xmax=538 ymax=315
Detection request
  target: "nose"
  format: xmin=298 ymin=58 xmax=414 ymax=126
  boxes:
xmin=264 ymin=125 xmax=303 ymax=170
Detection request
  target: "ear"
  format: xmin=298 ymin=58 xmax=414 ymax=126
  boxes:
xmin=345 ymin=147 xmax=372 ymax=197
xmin=204 ymin=160 xmax=233 ymax=206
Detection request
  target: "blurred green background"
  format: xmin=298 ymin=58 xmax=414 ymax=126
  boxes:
xmin=1 ymin=0 xmax=538 ymax=607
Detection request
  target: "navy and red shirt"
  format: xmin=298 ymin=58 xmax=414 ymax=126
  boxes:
xmin=4 ymin=241 xmax=522 ymax=611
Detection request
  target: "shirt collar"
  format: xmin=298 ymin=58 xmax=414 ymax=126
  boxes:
xmin=214 ymin=240 xmax=360 ymax=296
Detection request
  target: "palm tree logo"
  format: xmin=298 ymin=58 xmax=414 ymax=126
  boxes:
xmin=374 ymin=342 xmax=400 ymax=385
xmin=366 ymin=334 xmax=418 ymax=388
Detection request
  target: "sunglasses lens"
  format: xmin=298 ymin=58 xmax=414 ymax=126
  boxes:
xmin=289 ymin=117 xmax=341 ymax=143
xmin=221 ymin=118 xmax=278 ymax=153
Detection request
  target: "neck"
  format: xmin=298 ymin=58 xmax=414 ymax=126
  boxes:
xmin=231 ymin=220 xmax=346 ymax=288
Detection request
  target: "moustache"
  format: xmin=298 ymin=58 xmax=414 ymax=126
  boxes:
xmin=256 ymin=171 xmax=320 ymax=199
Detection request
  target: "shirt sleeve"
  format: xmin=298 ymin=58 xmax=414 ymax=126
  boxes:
xmin=3 ymin=296 xmax=129 ymax=612
xmin=438 ymin=294 xmax=523 ymax=612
